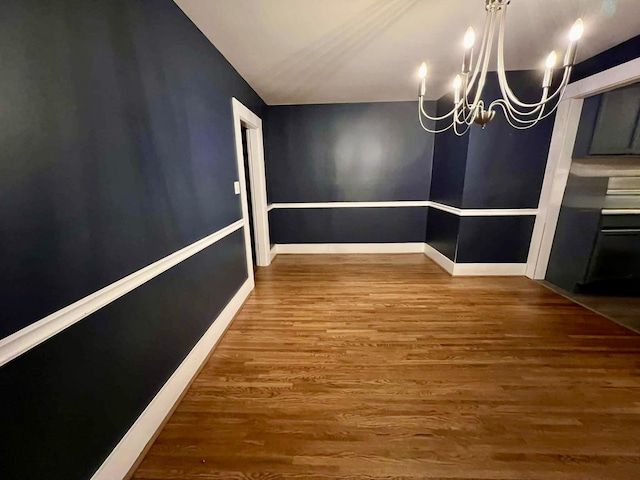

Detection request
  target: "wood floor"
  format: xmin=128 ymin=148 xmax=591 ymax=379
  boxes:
xmin=133 ymin=254 xmax=640 ymax=480
xmin=542 ymin=281 xmax=640 ymax=334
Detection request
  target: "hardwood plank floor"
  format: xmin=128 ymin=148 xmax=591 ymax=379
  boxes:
xmin=541 ymin=281 xmax=640 ymax=334
xmin=133 ymin=254 xmax=640 ymax=480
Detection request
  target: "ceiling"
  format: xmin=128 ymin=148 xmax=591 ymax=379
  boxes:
xmin=175 ymin=0 xmax=640 ymax=104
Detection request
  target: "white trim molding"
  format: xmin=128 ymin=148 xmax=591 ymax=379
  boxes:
xmin=271 ymin=243 xmax=526 ymax=277
xmin=276 ymin=243 xmax=425 ymax=254
xmin=269 ymin=201 xmax=429 ymax=209
xmin=91 ymin=278 xmax=253 ymax=480
xmin=0 ymin=220 xmax=245 ymax=368
xmin=422 ymin=244 xmax=525 ymax=276
xmin=526 ymin=99 xmax=584 ymax=279
xmin=428 ymin=202 xmax=538 ymax=217
xmin=232 ymin=98 xmax=271 ymax=268
xmin=452 ymin=263 xmax=527 ymax=276
xmin=268 ymin=201 xmax=537 ymax=217
xmin=423 ymin=243 xmax=455 ymax=274
xmin=564 ymin=57 xmax=640 ymax=99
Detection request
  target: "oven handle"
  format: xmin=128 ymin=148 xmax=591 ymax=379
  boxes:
xmin=602 ymin=228 xmax=640 ymax=234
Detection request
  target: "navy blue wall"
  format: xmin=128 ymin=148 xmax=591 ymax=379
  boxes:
xmin=264 ymin=102 xmax=434 ymax=244
xmin=270 ymin=207 xmax=428 ymax=244
xmin=0 ymin=0 xmax=264 ymax=338
xmin=463 ymin=72 xmax=556 ymax=209
xmin=430 ymin=95 xmax=469 ymax=208
xmin=427 ymin=71 xmax=556 ymax=263
xmin=456 ymin=216 xmax=536 ymax=264
xmin=265 ymin=102 xmax=434 ymax=203
xmin=425 ymin=208 xmax=459 ymax=261
xmin=0 ymin=0 xmax=263 ymax=477
xmin=571 ymin=35 xmax=640 ymax=83
xmin=0 ymin=230 xmax=247 ymax=480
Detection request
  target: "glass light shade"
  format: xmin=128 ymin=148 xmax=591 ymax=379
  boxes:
xmin=463 ymin=27 xmax=476 ymax=49
xmin=568 ymin=18 xmax=584 ymax=41
xmin=418 ymin=63 xmax=428 ymax=79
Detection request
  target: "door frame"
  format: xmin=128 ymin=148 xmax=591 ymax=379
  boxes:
xmin=231 ymin=98 xmax=271 ymax=271
xmin=526 ymin=57 xmax=640 ymax=279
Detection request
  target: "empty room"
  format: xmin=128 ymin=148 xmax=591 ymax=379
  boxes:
xmin=2 ymin=1 xmax=640 ymax=479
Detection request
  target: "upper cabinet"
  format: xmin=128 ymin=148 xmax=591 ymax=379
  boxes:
xmin=590 ymin=82 xmax=640 ymax=155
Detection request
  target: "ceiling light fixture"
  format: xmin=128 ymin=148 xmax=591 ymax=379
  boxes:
xmin=416 ymin=0 xmax=584 ymax=135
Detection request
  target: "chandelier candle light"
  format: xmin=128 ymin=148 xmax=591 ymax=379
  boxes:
xmin=417 ymin=0 xmax=585 ymax=136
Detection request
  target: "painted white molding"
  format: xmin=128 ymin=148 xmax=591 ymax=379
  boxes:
xmin=0 ymin=220 xmax=244 ymax=368
xmin=452 ymin=263 xmax=527 ymax=276
xmin=602 ymin=209 xmax=640 ymax=215
xmin=267 ymin=204 xmax=275 ymax=212
xmin=428 ymin=202 xmax=538 ymax=217
xmin=269 ymin=201 xmax=537 ymax=216
xmin=273 ymin=243 xmax=525 ymax=277
xmin=526 ymin=99 xmax=584 ymax=279
xmin=423 ymin=244 xmax=525 ymax=276
xmin=91 ymin=278 xmax=253 ymax=480
xmin=270 ymin=201 xmax=430 ymax=209
xmin=270 ymin=245 xmax=277 ymax=262
xmin=426 ymin=201 xmax=459 ymax=215
xmin=564 ymin=57 xmax=640 ymax=99
xmin=276 ymin=243 xmax=426 ymax=254
xmin=232 ymin=98 xmax=271 ymax=268
xmin=423 ymin=243 xmax=455 ymax=275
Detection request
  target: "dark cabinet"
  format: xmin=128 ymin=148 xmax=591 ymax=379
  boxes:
xmin=587 ymin=227 xmax=640 ymax=282
xmin=590 ymin=83 xmax=640 ymax=155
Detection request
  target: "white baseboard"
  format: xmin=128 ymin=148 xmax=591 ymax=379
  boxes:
xmin=423 ymin=243 xmax=455 ymax=274
xmin=276 ymin=243 xmax=426 ymax=254
xmin=91 ymin=277 xmax=254 ymax=480
xmin=270 ymin=245 xmax=277 ymax=262
xmin=274 ymin=243 xmax=526 ymax=276
xmin=452 ymin=263 xmax=527 ymax=276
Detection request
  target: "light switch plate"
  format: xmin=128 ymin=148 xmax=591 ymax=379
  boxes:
xmin=233 ymin=181 xmax=240 ymax=195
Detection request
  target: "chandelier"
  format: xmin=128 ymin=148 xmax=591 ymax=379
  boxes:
xmin=416 ymin=0 xmax=584 ymax=135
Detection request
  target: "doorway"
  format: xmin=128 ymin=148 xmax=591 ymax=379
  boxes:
xmin=231 ymin=98 xmax=271 ymax=278
xmin=241 ymin=125 xmax=257 ymax=269
xmin=526 ymin=58 xmax=640 ymax=280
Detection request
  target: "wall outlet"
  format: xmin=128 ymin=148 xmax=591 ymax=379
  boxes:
xmin=234 ymin=181 xmax=240 ymax=195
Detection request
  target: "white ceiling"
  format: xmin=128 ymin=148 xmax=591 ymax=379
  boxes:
xmin=175 ymin=0 xmax=640 ymax=104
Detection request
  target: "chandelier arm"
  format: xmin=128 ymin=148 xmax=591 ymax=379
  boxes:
xmin=457 ymin=98 xmax=480 ymax=126
xmin=453 ymin=112 xmax=473 ymax=136
xmin=496 ymin=6 xmax=572 ymax=109
xmin=489 ymin=85 xmax=556 ymax=124
xmin=418 ymin=7 xmax=497 ymax=126
xmin=490 ymin=97 xmax=561 ymax=129
xmin=465 ymin=8 xmax=495 ymax=95
xmin=418 ymin=102 xmax=457 ymax=133
xmin=465 ymin=11 xmax=496 ymax=113
xmin=418 ymin=95 xmax=476 ymax=126
xmin=419 ymin=96 xmax=457 ymax=122
xmin=491 ymin=98 xmax=547 ymax=125
xmin=496 ymin=87 xmax=548 ymax=119
xmin=490 ymin=101 xmax=561 ymax=130
xmin=497 ymin=45 xmax=572 ymax=110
